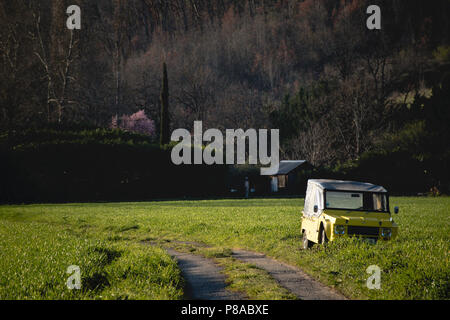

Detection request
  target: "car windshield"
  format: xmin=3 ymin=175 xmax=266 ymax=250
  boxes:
xmin=325 ymin=191 xmax=388 ymax=212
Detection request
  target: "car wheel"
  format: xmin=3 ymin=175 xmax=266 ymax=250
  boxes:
xmin=302 ymin=232 xmax=312 ymax=249
xmin=320 ymin=227 xmax=328 ymax=245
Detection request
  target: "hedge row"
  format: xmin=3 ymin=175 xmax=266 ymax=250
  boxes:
xmin=1 ymin=126 xmax=447 ymax=203
xmin=0 ymin=128 xmax=228 ymax=203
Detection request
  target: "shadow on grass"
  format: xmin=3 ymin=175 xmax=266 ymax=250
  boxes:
xmin=80 ymin=247 xmax=123 ymax=293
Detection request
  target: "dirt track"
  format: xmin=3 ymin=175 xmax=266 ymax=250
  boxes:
xmin=232 ymin=249 xmax=347 ymax=300
xmin=160 ymin=244 xmax=347 ymax=300
xmin=165 ymin=248 xmax=244 ymax=300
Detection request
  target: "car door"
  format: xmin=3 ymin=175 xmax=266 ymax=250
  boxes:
xmin=303 ymin=185 xmax=322 ymax=242
xmin=302 ymin=186 xmax=314 ymax=239
xmin=312 ymin=188 xmax=324 ymax=242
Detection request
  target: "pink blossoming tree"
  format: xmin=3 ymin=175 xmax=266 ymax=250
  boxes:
xmin=111 ymin=110 xmax=156 ymax=137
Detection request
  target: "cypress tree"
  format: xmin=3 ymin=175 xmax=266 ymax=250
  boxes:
xmin=160 ymin=62 xmax=170 ymax=146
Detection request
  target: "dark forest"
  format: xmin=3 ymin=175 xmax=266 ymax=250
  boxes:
xmin=1 ymin=0 xmax=449 ymax=201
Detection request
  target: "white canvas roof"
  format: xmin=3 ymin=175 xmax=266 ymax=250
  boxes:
xmin=308 ymin=179 xmax=387 ymax=193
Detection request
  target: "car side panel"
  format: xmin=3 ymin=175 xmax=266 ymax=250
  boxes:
xmin=301 ymin=214 xmax=320 ymax=243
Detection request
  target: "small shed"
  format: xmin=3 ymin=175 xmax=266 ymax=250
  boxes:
xmin=261 ymin=160 xmax=312 ymax=194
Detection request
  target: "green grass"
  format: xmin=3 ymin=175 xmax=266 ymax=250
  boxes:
xmin=0 ymin=219 xmax=183 ymax=300
xmin=0 ymin=197 xmax=448 ymax=300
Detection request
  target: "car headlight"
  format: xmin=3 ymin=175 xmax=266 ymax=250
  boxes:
xmin=335 ymin=225 xmax=346 ymax=235
xmin=381 ymin=228 xmax=392 ymax=238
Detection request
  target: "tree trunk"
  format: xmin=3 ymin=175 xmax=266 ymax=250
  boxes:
xmin=160 ymin=62 xmax=170 ymax=146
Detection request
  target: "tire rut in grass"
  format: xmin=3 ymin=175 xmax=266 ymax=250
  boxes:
xmin=232 ymin=249 xmax=347 ymax=300
xmin=165 ymin=248 xmax=245 ymax=300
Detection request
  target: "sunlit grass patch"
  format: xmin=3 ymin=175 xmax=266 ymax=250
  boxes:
xmin=0 ymin=196 xmax=448 ymax=300
xmin=0 ymin=220 xmax=182 ymax=300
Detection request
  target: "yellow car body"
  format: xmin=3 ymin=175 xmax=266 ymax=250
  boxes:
xmin=301 ymin=179 xmax=399 ymax=248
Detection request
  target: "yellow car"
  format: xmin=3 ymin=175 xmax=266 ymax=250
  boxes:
xmin=301 ymin=179 xmax=399 ymax=249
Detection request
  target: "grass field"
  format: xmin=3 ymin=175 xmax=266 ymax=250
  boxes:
xmin=0 ymin=197 xmax=448 ymax=300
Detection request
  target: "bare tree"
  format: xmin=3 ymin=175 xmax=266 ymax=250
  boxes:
xmin=175 ymin=66 xmax=216 ymax=122
xmin=287 ymin=117 xmax=337 ymax=167
xmin=30 ymin=1 xmax=79 ymax=123
xmin=0 ymin=4 xmax=22 ymax=130
xmin=0 ymin=1 xmax=39 ymax=130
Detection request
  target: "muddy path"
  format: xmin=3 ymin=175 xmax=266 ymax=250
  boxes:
xmin=165 ymin=248 xmax=245 ymax=300
xmin=232 ymin=249 xmax=347 ymax=300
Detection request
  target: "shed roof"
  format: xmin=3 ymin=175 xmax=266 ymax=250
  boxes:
xmin=261 ymin=160 xmax=307 ymax=176
xmin=308 ymin=179 xmax=387 ymax=193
